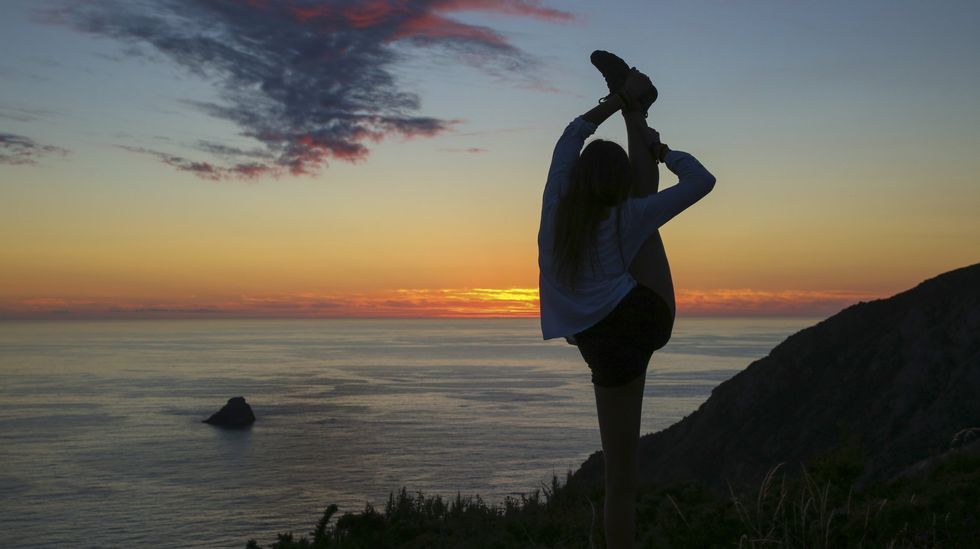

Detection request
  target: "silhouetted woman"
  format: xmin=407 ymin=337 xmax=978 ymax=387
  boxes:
xmin=538 ymin=68 xmax=715 ymax=548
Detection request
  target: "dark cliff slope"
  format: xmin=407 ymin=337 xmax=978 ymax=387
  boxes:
xmin=572 ymin=263 xmax=980 ymax=493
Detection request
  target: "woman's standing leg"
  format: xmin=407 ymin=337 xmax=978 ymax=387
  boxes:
xmin=593 ymin=370 xmax=647 ymax=549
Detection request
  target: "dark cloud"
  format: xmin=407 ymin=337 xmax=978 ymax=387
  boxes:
xmin=0 ymin=133 xmax=69 ymax=165
xmin=194 ymin=140 xmax=275 ymax=160
xmin=117 ymin=145 xmax=273 ymax=180
xmin=43 ymin=0 xmax=572 ymax=179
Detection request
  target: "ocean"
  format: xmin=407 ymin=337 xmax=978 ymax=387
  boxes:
xmin=0 ymin=317 xmax=818 ymax=547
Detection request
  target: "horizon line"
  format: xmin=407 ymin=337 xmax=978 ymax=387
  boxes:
xmin=0 ymin=311 xmax=832 ymax=321
xmin=0 ymin=286 xmax=886 ymax=321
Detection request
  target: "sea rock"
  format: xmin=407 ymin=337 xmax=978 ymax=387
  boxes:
xmin=571 ymin=263 xmax=980 ymax=494
xmin=203 ymin=396 xmax=256 ymax=428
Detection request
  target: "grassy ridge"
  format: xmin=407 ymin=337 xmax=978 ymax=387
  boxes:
xmin=247 ymin=449 xmax=980 ymax=548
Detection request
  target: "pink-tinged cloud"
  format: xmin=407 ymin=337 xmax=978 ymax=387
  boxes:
xmin=0 ymin=287 xmax=886 ymax=320
xmin=390 ymin=13 xmax=509 ymax=45
xmin=288 ymin=4 xmax=331 ymax=22
xmin=44 ymin=0 xmax=572 ymax=180
xmin=434 ymin=0 xmax=575 ymax=22
xmin=344 ymin=1 xmax=399 ymax=28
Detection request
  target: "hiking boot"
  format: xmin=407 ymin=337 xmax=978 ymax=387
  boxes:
xmin=590 ymin=50 xmax=630 ymax=96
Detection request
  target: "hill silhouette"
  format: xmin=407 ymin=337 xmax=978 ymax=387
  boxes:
xmin=571 ymin=262 xmax=980 ymax=494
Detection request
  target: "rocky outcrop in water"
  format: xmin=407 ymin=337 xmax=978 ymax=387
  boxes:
xmin=572 ymin=263 xmax=980 ymax=493
xmin=203 ymin=396 xmax=256 ymax=428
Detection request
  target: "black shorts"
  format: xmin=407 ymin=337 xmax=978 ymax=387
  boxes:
xmin=574 ymin=285 xmax=673 ymax=387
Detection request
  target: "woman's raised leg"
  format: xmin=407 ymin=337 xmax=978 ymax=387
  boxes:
xmin=593 ymin=370 xmax=647 ymax=549
xmin=629 ymin=231 xmax=676 ymax=321
xmin=623 ymin=112 xmax=677 ymax=324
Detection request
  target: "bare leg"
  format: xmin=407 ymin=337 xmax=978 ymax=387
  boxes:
xmin=623 ymin=112 xmax=676 ymax=322
xmin=629 ymin=231 xmax=676 ymax=321
xmin=593 ymin=370 xmax=647 ymax=549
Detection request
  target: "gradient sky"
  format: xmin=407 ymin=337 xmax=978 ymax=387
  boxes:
xmin=2 ymin=0 xmax=978 ymax=319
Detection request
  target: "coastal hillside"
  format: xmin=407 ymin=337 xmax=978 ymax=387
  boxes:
xmin=573 ymin=263 xmax=980 ymax=493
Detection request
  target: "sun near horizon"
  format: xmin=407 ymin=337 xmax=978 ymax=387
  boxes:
xmin=2 ymin=286 xmax=891 ymax=320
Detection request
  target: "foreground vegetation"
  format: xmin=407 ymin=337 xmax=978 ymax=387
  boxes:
xmin=247 ymin=450 xmax=980 ymax=548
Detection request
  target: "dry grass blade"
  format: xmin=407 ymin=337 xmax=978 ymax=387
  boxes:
xmin=666 ymin=493 xmax=689 ymax=527
xmin=586 ymin=496 xmax=597 ymax=549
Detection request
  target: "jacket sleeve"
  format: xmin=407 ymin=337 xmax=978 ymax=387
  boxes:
xmin=542 ymin=117 xmax=598 ymax=206
xmin=630 ymin=150 xmax=716 ymax=230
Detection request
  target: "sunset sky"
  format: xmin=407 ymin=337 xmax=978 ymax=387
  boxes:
xmin=2 ymin=0 xmax=978 ymax=319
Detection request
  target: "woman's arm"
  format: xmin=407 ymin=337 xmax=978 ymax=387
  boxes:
xmin=582 ymin=94 xmax=626 ymax=126
xmin=633 ymin=150 xmax=716 ymax=230
xmin=543 ymin=94 xmax=629 ymax=203
xmin=544 ymin=74 xmax=653 ymax=203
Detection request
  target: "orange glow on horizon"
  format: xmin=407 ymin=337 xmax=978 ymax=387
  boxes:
xmin=0 ymin=287 xmax=885 ymax=320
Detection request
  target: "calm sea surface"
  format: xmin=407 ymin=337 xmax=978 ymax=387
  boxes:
xmin=0 ymin=317 xmax=817 ymax=547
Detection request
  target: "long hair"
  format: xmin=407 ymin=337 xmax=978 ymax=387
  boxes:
xmin=552 ymin=139 xmax=632 ymax=285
